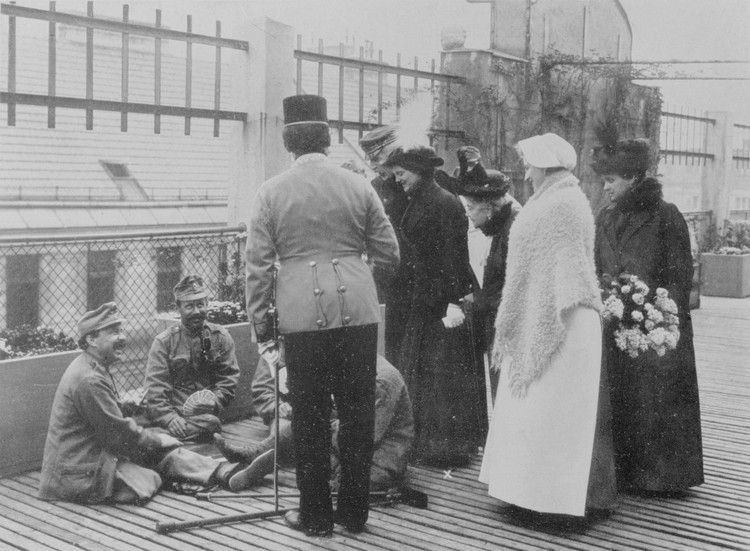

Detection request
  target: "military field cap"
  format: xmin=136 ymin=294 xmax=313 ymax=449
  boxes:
xmin=360 ymin=125 xmax=398 ymax=156
xmin=516 ymin=132 xmax=577 ymax=171
xmin=78 ymin=302 xmax=126 ymax=338
xmin=173 ymin=274 xmax=210 ymax=302
xmin=283 ymin=94 xmax=328 ymax=127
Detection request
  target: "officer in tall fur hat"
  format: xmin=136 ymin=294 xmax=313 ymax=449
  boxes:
xmin=143 ymin=275 xmax=241 ymax=444
xmin=246 ymin=94 xmax=400 ymax=536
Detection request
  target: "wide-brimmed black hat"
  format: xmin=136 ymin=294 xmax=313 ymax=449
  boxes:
xmin=457 ymin=162 xmax=510 ymax=199
xmin=283 ymin=95 xmax=328 ymax=126
xmin=591 ymin=138 xmax=652 ymax=177
xmin=383 ymin=146 xmax=444 ymax=173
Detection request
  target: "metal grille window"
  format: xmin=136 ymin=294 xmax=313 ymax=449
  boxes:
xmin=6 ymin=255 xmax=40 ymax=328
xmin=156 ymin=247 xmax=182 ymax=312
xmin=87 ymin=250 xmax=117 ymax=311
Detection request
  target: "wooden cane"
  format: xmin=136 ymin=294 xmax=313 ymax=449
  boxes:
xmin=155 ymin=507 xmax=297 ymax=533
xmin=195 ymin=490 xmax=389 ymax=501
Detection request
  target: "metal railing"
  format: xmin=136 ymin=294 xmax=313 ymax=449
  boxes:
xmin=660 ymin=108 xmax=715 ymax=166
xmin=0 ymin=227 xmax=246 ymax=394
xmin=0 ymin=185 xmax=229 ymax=202
xmin=294 ymin=36 xmax=466 ymax=146
xmin=1 ymin=2 xmax=247 ymax=135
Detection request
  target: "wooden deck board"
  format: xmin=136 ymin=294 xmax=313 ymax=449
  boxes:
xmin=1 ymin=295 xmax=749 ymax=551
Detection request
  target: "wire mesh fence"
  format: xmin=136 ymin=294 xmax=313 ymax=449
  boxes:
xmin=0 ymin=228 xmax=246 ymax=395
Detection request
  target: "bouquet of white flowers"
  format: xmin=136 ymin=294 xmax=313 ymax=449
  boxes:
xmin=601 ymin=274 xmax=681 ymax=359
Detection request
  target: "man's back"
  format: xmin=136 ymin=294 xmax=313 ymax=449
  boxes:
xmin=246 ymin=154 xmax=399 ymax=335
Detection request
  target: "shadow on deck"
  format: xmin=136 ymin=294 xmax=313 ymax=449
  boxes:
xmin=1 ymin=296 xmax=748 ymax=551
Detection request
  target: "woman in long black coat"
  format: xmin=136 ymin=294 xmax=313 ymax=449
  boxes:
xmin=456 ymin=160 xmax=520 ymax=406
xmin=384 ymin=145 xmax=485 ymax=468
xmin=593 ymin=139 xmax=704 ymax=494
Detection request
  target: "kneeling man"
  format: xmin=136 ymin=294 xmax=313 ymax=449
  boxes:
xmin=38 ymin=302 xmax=255 ymax=504
xmin=215 ymin=353 xmax=415 ymax=492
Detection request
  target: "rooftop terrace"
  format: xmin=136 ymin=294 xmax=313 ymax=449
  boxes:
xmin=1 ymin=295 xmax=748 ymax=551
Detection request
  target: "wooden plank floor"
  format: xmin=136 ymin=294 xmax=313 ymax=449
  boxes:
xmin=1 ymin=295 xmax=748 ymax=551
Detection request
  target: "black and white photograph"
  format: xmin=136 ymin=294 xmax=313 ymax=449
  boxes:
xmin=0 ymin=0 xmax=748 ymax=548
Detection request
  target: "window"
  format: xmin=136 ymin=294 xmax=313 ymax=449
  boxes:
xmin=99 ymin=160 xmax=149 ymax=200
xmin=87 ymin=250 xmax=117 ymax=310
xmin=156 ymin=247 xmax=181 ymax=312
xmin=6 ymin=255 xmax=40 ymax=328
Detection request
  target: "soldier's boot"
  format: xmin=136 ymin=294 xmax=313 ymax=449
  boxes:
xmin=213 ymin=433 xmax=268 ymax=464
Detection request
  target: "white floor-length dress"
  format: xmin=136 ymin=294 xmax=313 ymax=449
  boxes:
xmin=479 ymin=306 xmax=602 ymax=516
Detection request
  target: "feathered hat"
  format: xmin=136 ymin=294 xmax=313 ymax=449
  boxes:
xmin=457 ymin=162 xmax=510 ymax=200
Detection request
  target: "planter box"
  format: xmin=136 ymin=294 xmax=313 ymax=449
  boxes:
xmin=0 ymin=349 xmax=80 ymax=478
xmin=701 ymin=253 xmax=750 ymax=298
xmin=0 ymin=322 xmax=259 ymax=478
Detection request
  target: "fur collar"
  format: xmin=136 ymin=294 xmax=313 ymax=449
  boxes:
xmin=615 ymin=176 xmax=663 ymax=212
xmin=478 ymin=201 xmax=514 ymax=237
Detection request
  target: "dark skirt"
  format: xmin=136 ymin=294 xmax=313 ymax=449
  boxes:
xmin=398 ymin=314 xmax=486 ymax=467
xmin=606 ymin=335 xmax=704 ymax=493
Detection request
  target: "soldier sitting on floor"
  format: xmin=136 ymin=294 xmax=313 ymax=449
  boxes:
xmin=214 ymin=352 xmax=415 ymax=491
xmin=144 ymin=275 xmax=241 ymax=443
xmin=38 ymin=302 xmax=259 ymax=504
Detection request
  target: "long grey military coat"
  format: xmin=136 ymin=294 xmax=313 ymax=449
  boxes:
xmin=38 ymin=352 xmax=163 ymax=502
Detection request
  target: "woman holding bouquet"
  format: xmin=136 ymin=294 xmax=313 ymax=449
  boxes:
xmin=479 ymin=133 xmax=617 ymax=517
xmin=592 ymin=138 xmax=703 ymax=494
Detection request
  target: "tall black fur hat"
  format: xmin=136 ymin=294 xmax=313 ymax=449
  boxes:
xmin=457 ymin=162 xmax=510 ymax=199
xmin=283 ymin=95 xmax=328 ymax=126
xmin=591 ymin=138 xmax=652 ymax=177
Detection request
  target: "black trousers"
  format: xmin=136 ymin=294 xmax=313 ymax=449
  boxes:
xmin=284 ymin=323 xmax=378 ymax=532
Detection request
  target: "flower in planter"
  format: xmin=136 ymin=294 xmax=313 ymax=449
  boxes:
xmin=206 ymin=300 xmax=248 ymax=325
xmin=0 ymin=325 xmax=77 ymax=359
xmin=711 ymin=221 xmax=750 ymax=255
xmin=715 ymin=246 xmax=750 ymax=256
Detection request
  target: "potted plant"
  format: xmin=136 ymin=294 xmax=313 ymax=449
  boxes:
xmin=701 ymin=221 xmax=750 ymax=298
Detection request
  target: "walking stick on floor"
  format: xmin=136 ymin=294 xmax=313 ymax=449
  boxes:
xmin=156 ymin=488 xmax=428 ymax=533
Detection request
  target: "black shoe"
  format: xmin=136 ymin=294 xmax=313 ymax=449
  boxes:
xmin=213 ymin=433 xmax=266 ymax=464
xmin=283 ymin=511 xmax=332 ymax=537
xmin=334 ymin=511 xmax=366 ymax=534
xmin=212 ymin=461 xmax=245 ymax=490
xmin=228 ymin=449 xmax=274 ymax=491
